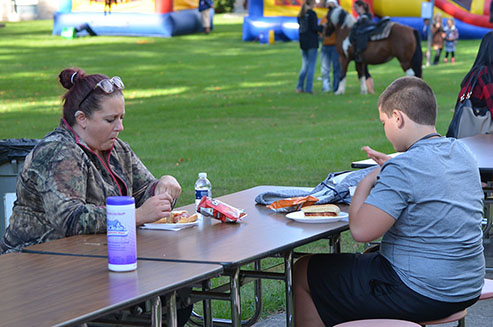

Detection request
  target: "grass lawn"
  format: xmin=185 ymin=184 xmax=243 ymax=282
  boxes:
xmin=0 ymin=14 xmax=482 ymax=322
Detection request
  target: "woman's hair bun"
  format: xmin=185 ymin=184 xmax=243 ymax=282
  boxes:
xmin=59 ymin=68 xmax=86 ymax=89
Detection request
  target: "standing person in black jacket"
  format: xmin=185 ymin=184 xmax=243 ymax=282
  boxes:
xmin=296 ymin=0 xmax=322 ymax=94
xmin=490 ymin=0 xmax=493 ymax=23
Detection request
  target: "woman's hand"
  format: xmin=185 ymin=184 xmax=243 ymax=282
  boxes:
xmin=362 ymin=146 xmax=392 ymax=166
xmin=154 ymin=175 xmax=182 ymax=204
xmin=135 ymin=193 xmax=174 ymax=225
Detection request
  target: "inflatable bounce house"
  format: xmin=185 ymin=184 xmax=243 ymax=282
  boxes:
xmin=53 ymin=0 xmax=212 ymax=37
xmin=243 ymin=0 xmax=493 ymax=41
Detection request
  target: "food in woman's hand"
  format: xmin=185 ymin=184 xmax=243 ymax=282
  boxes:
xmin=152 ymin=210 xmax=198 ymax=224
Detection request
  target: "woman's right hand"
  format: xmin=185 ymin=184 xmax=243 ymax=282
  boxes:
xmin=135 ymin=193 xmax=174 ymax=226
xmin=362 ymin=146 xmax=392 ymax=166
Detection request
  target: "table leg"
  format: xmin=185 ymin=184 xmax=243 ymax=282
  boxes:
xmin=252 ymin=259 xmax=263 ymax=324
xmin=167 ymin=291 xmax=178 ymax=327
xmin=202 ymin=279 xmax=213 ymax=327
xmin=284 ymin=250 xmax=294 ymax=327
xmin=229 ymin=267 xmax=241 ymax=327
xmin=484 ymin=186 xmax=493 ymax=238
xmin=329 ymin=233 xmax=341 ymax=253
xmin=151 ymin=295 xmax=162 ymax=327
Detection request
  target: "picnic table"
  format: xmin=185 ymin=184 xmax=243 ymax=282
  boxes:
xmin=24 ymin=185 xmax=350 ymax=327
xmin=0 ymin=252 xmax=222 ymax=327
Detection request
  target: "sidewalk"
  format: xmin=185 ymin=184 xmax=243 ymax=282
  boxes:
xmin=253 ymin=271 xmax=493 ymax=327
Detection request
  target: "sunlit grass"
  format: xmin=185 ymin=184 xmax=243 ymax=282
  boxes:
xmin=0 ymin=15 xmax=482 ymax=322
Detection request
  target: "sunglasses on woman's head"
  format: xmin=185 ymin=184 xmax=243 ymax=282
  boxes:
xmin=78 ymin=76 xmax=125 ymax=109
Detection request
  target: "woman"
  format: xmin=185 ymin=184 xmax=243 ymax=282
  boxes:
xmin=460 ymin=31 xmax=493 ymax=113
xmin=353 ymin=0 xmax=371 ymax=22
xmin=296 ymin=0 xmax=322 ymax=94
xmin=432 ymin=13 xmax=444 ymax=65
xmin=353 ymin=0 xmax=374 ymax=94
xmin=446 ymin=31 xmax=493 ymax=144
xmin=0 ymin=67 xmax=181 ymax=254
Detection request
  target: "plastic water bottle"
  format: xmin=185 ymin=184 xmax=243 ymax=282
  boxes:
xmin=195 ymin=172 xmax=212 ymax=209
xmin=106 ymin=196 xmax=137 ymax=272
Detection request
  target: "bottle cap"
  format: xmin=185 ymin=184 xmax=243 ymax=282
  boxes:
xmin=107 ymin=196 xmax=135 ymax=206
xmin=199 ymin=172 xmax=207 ymax=178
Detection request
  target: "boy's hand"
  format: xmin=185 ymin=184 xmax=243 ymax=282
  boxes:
xmin=362 ymin=146 xmax=392 ymax=166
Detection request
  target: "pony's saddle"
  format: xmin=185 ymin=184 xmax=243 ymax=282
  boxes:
xmin=352 ymin=17 xmax=393 ymax=40
xmin=368 ymin=17 xmax=394 ymax=41
xmin=350 ymin=17 xmax=394 ymax=60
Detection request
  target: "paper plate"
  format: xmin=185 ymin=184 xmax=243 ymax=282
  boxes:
xmin=285 ymin=211 xmax=348 ymax=223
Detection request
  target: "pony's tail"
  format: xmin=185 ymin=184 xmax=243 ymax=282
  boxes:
xmin=411 ymin=29 xmax=423 ymax=78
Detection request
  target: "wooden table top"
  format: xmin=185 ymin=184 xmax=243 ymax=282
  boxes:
xmin=0 ymin=253 xmax=222 ymax=327
xmin=458 ymin=133 xmax=493 ymax=173
xmin=24 ymin=186 xmax=349 ymax=267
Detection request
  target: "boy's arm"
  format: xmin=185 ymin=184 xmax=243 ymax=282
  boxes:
xmin=349 ymin=167 xmax=396 ymax=242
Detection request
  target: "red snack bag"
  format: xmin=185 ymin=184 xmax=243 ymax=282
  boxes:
xmin=267 ymin=195 xmax=319 ymax=213
xmin=197 ymin=196 xmax=246 ymax=223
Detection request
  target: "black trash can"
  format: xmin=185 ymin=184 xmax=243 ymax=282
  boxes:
xmin=0 ymin=139 xmax=39 ymax=238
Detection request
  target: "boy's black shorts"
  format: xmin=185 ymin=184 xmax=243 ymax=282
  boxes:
xmin=307 ymin=252 xmax=478 ymax=327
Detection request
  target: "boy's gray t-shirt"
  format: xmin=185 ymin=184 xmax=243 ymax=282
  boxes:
xmin=365 ymin=137 xmax=485 ymax=302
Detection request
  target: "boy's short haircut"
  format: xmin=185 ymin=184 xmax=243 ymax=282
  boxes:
xmin=378 ymin=76 xmax=437 ymax=126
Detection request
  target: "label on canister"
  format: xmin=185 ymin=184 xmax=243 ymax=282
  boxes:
xmin=106 ymin=196 xmax=137 ymax=272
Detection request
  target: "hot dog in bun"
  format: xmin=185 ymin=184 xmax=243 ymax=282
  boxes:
xmin=301 ymin=204 xmax=340 ymax=217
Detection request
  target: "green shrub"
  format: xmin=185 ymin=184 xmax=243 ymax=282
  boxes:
xmin=214 ymin=0 xmax=236 ymax=13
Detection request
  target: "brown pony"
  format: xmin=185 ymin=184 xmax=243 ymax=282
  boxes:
xmin=326 ymin=7 xmax=422 ymax=95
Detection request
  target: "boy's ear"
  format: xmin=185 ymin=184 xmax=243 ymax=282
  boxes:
xmin=392 ymin=109 xmax=405 ymax=128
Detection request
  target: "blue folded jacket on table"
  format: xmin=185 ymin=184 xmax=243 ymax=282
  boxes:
xmin=255 ymin=167 xmax=375 ymax=212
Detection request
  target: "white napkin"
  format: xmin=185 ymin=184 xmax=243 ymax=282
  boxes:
xmin=140 ymin=221 xmax=198 ymax=232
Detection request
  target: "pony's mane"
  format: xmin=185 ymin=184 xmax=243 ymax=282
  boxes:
xmin=329 ymin=7 xmax=355 ymax=29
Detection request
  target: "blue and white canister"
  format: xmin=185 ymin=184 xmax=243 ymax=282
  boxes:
xmin=106 ymin=196 xmax=137 ymax=272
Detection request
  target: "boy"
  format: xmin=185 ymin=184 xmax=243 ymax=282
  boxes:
xmin=293 ymin=76 xmax=485 ymax=326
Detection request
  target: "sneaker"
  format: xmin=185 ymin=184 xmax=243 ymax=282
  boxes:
xmin=296 ymin=89 xmax=304 ymax=93
xmin=444 ymin=58 xmax=448 ymax=63
xmin=451 ymin=58 xmax=455 ymax=64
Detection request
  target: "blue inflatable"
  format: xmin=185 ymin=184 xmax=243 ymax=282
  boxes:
xmin=53 ymin=0 xmax=212 ymax=38
xmin=242 ymin=0 xmax=491 ymax=42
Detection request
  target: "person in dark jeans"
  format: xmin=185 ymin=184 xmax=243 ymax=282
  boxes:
xmin=351 ymin=0 xmax=374 ymax=93
xmin=296 ymin=0 xmax=322 ymax=94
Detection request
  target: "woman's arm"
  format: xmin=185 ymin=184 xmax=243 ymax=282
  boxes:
xmin=124 ymin=145 xmax=180 ymax=225
xmin=34 ymin=142 xmax=107 ymax=236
